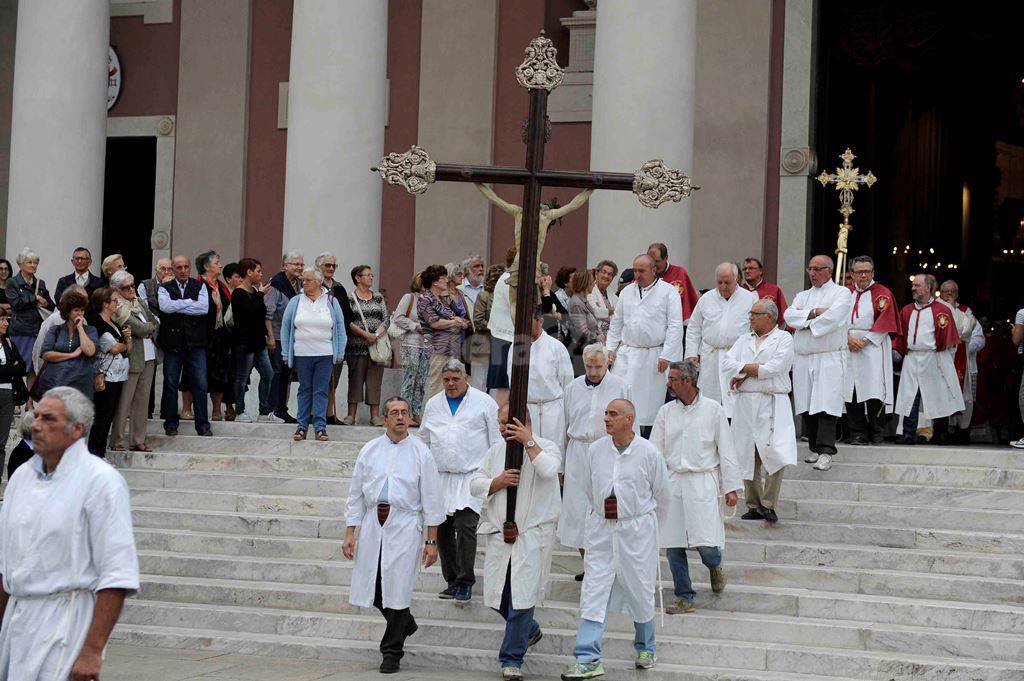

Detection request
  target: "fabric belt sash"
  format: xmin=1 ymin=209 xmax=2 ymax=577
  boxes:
xmin=623 ymin=342 xmax=663 ymax=350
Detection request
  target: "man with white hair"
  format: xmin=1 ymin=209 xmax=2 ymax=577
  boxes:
xmin=508 ymin=307 xmax=574 ymax=452
xmin=684 ymin=262 xmax=757 ymax=406
xmin=315 ymin=252 xmax=354 ymax=426
xmin=137 ymin=257 xmax=174 ymax=314
xmin=0 ymin=387 xmax=139 ymax=680
xmin=418 ymin=359 xmax=501 ymax=602
xmin=459 ymin=254 xmax=486 ymax=305
xmin=783 ymin=255 xmax=851 ymax=471
xmin=265 ymin=251 xmax=305 ymax=423
xmin=606 ymin=254 xmax=684 ymax=436
xmin=723 ymin=299 xmax=796 ymax=523
xmin=559 ymin=344 xmax=634 ymax=574
xmin=939 ymin=279 xmax=984 ymax=443
xmin=459 ymin=255 xmax=490 ymax=391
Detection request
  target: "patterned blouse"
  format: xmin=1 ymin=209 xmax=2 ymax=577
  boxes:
xmin=347 ymin=290 xmax=390 ymax=357
xmin=417 ymin=290 xmax=467 ymax=358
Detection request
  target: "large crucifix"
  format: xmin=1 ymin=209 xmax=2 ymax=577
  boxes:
xmin=816 ymin=147 xmax=877 ymax=283
xmin=373 ymin=33 xmax=696 ymax=534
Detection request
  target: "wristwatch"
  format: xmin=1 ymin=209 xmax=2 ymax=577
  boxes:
xmin=525 ymin=439 xmax=537 ymax=449
xmin=424 ymin=539 xmax=437 ymax=546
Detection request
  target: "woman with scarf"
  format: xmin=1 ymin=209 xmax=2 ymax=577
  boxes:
xmin=109 ymin=269 xmax=159 ymax=451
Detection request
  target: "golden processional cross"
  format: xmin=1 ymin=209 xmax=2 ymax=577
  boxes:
xmin=372 ymin=33 xmax=696 ymax=531
xmin=817 ymin=147 xmax=877 ymax=283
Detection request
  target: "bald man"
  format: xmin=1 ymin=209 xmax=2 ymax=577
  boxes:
xmin=684 ymin=263 xmax=757 ymax=407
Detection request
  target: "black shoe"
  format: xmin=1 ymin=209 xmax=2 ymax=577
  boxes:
xmin=847 ymin=435 xmax=868 ymax=445
xmin=741 ymin=508 xmax=764 ymax=520
xmin=574 ymin=572 xmax=585 ymax=582
xmin=870 ymin=435 xmax=885 ymax=445
xmin=932 ymin=433 xmax=949 ymax=446
xmin=326 ymin=415 xmax=344 ymax=426
xmin=438 ymin=585 xmax=457 ymax=599
xmin=898 ymin=436 xmax=917 ymax=445
xmin=405 ymin=619 xmax=418 ymax=639
xmin=762 ymin=507 xmax=778 ymax=524
xmin=379 ymin=658 xmax=400 ymax=674
xmin=280 ymin=413 xmax=298 ymax=424
xmin=197 ymin=426 xmax=213 ymax=436
xmin=527 ymin=628 xmax=543 ymax=648
xmin=164 ymin=427 xmax=178 ymax=437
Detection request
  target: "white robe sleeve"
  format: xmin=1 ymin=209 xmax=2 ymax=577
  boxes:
xmin=86 ymin=470 xmax=141 ymax=595
xmin=485 ymin=397 xmax=502 ymax=448
xmin=419 ymin=448 xmax=446 ymax=527
xmin=969 ymin=322 xmax=985 ymax=355
xmin=345 ymin=448 xmax=368 ymax=527
xmin=721 ymin=339 xmax=746 ymax=379
xmin=647 ymin=444 xmax=670 ymax=510
xmin=808 ymin=289 xmax=852 ymax=338
xmin=470 ymin=444 xmax=499 ymax=499
xmin=758 ymin=333 xmax=795 ymax=378
xmin=649 ymin=404 xmax=669 ymax=454
xmin=531 ymin=444 xmax=561 ymax=480
xmin=660 ymin=289 xmax=684 ymax=362
xmin=684 ymin=298 xmax=703 ymax=359
xmin=715 ymin=407 xmax=743 ymax=494
xmin=606 ymin=296 xmax=624 ymax=352
xmin=557 ymin=343 xmax=574 ymax=389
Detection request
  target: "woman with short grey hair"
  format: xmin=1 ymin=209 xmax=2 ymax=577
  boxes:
xmin=7 ymin=248 xmax=54 ymax=387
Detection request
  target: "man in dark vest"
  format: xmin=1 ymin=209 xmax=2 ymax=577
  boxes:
xmin=157 ymin=255 xmax=211 ymax=436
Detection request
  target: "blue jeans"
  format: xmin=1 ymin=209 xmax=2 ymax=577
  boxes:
xmin=234 ymin=346 xmax=274 ymax=416
xmin=573 ymin=593 xmax=655 ymax=663
xmin=269 ymin=343 xmax=291 ymax=419
xmin=666 ymin=546 xmax=721 ymax=601
xmin=495 ymin=566 xmax=539 ymax=668
xmin=162 ymin=347 xmax=209 ymax=432
xmin=295 ymin=355 xmax=332 ymax=431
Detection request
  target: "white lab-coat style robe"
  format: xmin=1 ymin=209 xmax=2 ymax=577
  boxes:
xmin=949 ymin=306 xmax=984 ymax=429
xmin=579 ymin=436 xmax=668 ymax=624
xmin=0 ymin=440 xmax=139 ymax=681
xmin=418 ymin=387 xmax=501 ymax=515
xmin=684 ymin=287 xmax=757 ymax=408
xmin=843 ymin=285 xmax=894 ymax=410
xmin=895 ymin=306 xmax=966 ymax=420
xmin=508 ymin=331 xmax=573 ymax=451
xmin=607 ymin=279 xmax=684 ymax=426
xmin=783 ymin=280 xmax=852 ymax=417
xmin=558 ymin=373 xmax=635 ymax=548
xmin=722 ymin=328 xmax=797 ymax=477
xmin=470 ymin=436 xmax=561 ymax=610
xmin=346 ymin=434 xmax=445 ymax=610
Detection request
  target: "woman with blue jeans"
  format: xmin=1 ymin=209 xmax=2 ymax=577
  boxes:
xmin=281 ymin=268 xmax=347 ymax=441
xmin=230 ymin=258 xmax=278 ymax=423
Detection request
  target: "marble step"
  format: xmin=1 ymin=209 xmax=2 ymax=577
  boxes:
xmin=772 ymin=478 xmax=1024 ymax=511
xmin=145 ymin=419 xmax=386 ymax=441
xmin=828 ymin=443 xmax=1024 ymax=469
xmin=144 ymin=434 xmax=362 ymax=457
xmin=130 ymin=487 xmax=345 ymax=517
xmin=786 ymin=460 xmax=1024 ymax=489
xmin=119 ymin=468 xmax=349 ymax=496
xmin=120 ymin=596 xmax=1024 ymax=664
xmin=110 ymin=450 xmax=356 ymax=476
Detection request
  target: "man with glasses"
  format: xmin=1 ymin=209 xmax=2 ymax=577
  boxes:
xmin=783 ymin=256 xmax=851 ymax=471
xmin=316 ymin=252 xmax=354 ymax=425
xmin=137 ymin=258 xmax=174 ymax=315
xmin=740 ymin=257 xmax=788 ymax=326
xmin=54 ymin=247 xmax=104 ymax=303
xmin=265 ymin=251 xmax=305 ymax=423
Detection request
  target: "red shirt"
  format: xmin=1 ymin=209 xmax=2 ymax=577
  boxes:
xmin=658 ymin=263 xmax=700 ymax=321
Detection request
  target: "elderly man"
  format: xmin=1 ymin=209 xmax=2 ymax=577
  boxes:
xmin=561 ymin=399 xmax=667 ymax=680
xmin=265 ymin=251 xmax=305 ymax=423
xmin=54 ymin=246 xmax=104 ymax=303
xmin=723 ymin=299 xmax=796 ymax=523
xmin=508 ymin=307 xmax=574 ymax=452
xmin=652 ymin=361 xmax=740 ymax=613
xmin=343 ymin=396 xmax=444 ymax=674
xmin=783 ymin=255 xmax=851 ymax=472
xmin=607 ymin=254 xmax=684 ymax=436
xmin=471 ymin=405 xmax=560 ymax=679
xmin=895 ymin=275 xmax=964 ymax=446
xmin=315 ymin=252 xmax=355 ymax=426
xmin=740 ymin=257 xmax=788 ymax=324
xmin=939 ymin=280 xmax=985 ymax=444
xmin=843 ymin=256 xmax=901 ymax=445
xmin=419 ymin=359 xmax=501 ymax=602
xmin=0 ymin=387 xmax=139 ymax=680
xmin=647 ymin=243 xmax=700 ymax=322
xmin=459 ymin=255 xmax=490 ymax=391
xmin=684 ymin=262 xmax=757 ymax=406
xmin=137 ymin=257 xmax=174 ymax=315
xmin=559 ymin=343 xmax=633 ymax=572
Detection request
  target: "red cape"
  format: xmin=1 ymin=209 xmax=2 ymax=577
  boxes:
xmin=743 ymin=280 xmax=788 ymax=322
xmin=847 ymin=282 xmax=900 ymax=335
xmin=895 ymin=301 xmax=960 ymax=355
xmin=659 ymin=263 xmax=700 ymax=320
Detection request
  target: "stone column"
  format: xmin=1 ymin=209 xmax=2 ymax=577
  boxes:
xmin=6 ymin=0 xmax=109 ymax=283
xmin=282 ymin=0 xmax=387 ymax=275
xmin=587 ymin=0 xmax=696 ymax=268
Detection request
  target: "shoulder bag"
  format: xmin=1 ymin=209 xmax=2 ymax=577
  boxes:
xmin=387 ymin=293 xmax=417 ymax=340
xmin=355 ymin=295 xmax=392 ymax=366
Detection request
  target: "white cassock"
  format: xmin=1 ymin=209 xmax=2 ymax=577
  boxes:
xmin=843 ymin=286 xmax=894 ymax=410
xmin=470 ymin=436 xmax=561 ymax=610
xmin=607 ymin=279 xmax=684 ymax=426
xmin=579 ymin=435 xmax=668 ymax=624
xmin=508 ymin=331 xmax=573 ymax=451
xmin=418 ymin=386 xmax=501 ymax=515
xmin=895 ymin=306 xmax=965 ymax=420
xmin=783 ymin=280 xmax=852 ymax=417
xmin=558 ymin=373 xmax=635 ymax=549
xmin=651 ymin=395 xmax=742 ymax=550
xmin=0 ymin=440 xmax=139 ymax=681
xmin=684 ymin=287 xmax=757 ymax=410
xmin=949 ymin=306 xmax=983 ymax=429
xmin=346 ymin=434 xmax=445 ymax=610
xmin=722 ymin=328 xmax=797 ymax=478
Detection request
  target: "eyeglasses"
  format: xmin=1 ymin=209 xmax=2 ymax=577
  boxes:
xmin=119 ymin=284 xmax=135 ymax=291
xmin=749 ymin=311 xmax=771 ymax=316
xmin=72 ymin=256 xmax=91 ymax=262
xmin=806 ymin=266 xmax=830 ymax=272
xmin=321 ymin=263 xmax=337 ymax=269
xmin=287 ymin=261 xmax=304 ymax=268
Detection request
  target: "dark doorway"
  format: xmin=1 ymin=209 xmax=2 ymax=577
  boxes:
xmin=103 ymin=137 xmax=156 ymax=283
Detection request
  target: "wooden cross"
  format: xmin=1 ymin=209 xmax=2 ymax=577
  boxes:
xmin=373 ymin=33 xmax=696 ymax=528
xmin=816 ymin=147 xmax=877 ymax=283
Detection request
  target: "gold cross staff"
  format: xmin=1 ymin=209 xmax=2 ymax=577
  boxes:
xmin=817 ymin=148 xmax=877 ymax=283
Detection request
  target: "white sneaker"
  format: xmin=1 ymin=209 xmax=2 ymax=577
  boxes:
xmin=804 ymin=452 xmax=820 ymax=464
xmin=812 ymin=453 xmax=833 ymax=471
xmin=501 ymin=667 xmax=523 ymax=680
xmin=234 ymin=413 xmax=255 ymax=423
xmin=1011 ymin=438 xmax=1024 ymax=449
xmin=258 ymin=414 xmax=285 ymax=424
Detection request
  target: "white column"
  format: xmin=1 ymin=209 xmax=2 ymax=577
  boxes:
xmin=6 ymin=0 xmax=109 ymax=283
xmin=587 ymin=0 xmax=696 ymax=268
xmin=282 ymin=0 xmax=387 ymax=274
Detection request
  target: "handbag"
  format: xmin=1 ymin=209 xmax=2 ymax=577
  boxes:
xmin=35 ymin=281 xmax=52 ymax=323
xmin=354 ymin=296 xmax=392 ymax=366
xmin=387 ymin=293 xmax=417 ymax=340
xmin=29 ymin=362 xmax=49 ymax=401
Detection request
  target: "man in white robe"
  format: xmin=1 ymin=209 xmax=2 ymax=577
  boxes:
xmin=508 ymin=307 xmax=574 ymax=452
xmin=607 ymin=255 xmax=684 ymax=435
xmin=783 ymin=255 xmax=851 ymax=472
xmin=652 ymin=361 xmax=741 ymax=614
xmin=684 ymin=262 xmax=757 ymax=408
xmin=558 ymin=344 xmax=634 ymax=562
xmin=344 ymin=396 xmax=445 ymax=674
xmin=722 ymin=299 xmax=797 ymax=524
xmin=0 ymin=387 xmax=139 ymax=681
xmin=939 ymin=280 xmax=985 ymax=443
xmin=561 ymin=399 xmax=668 ymax=680
xmin=471 ymin=405 xmax=561 ymax=679
xmin=419 ymin=359 xmax=501 ymax=602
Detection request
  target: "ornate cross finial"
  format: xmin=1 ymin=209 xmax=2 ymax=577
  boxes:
xmin=371 ymin=145 xmax=436 ymax=195
xmin=816 ymin=147 xmax=876 ymax=223
xmin=633 ymin=160 xmax=699 ymax=208
xmin=515 ymin=31 xmax=564 ymax=92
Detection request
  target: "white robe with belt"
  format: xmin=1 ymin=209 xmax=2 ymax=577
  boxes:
xmin=607 ymin=279 xmax=684 ymax=426
xmin=684 ymin=287 xmax=757 ymax=409
xmin=558 ymin=373 xmax=634 ymax=548
xmin=0 ymin=440 xmax=140 ymax=681
xmin=346 ymin=434 xmax=445 ymax=610
xmin=895 ymin=306 xmax=966 ymax=420
xmin=508 ymin=332 xmax=573 ymax=452
xmin=721 ymin=328 xmax=797 ymax=477
xmin=783 ymin=280 xmax=852 ymax=417
xmin=949 ymin=307 xmax=983 ymax=429
xmin=651 ymin=395 xmax=742 ymax=550
xmin=578 ymin=435 xmax=668 ymax=624
xmin=471 ymin=436 xmax=561 ymax=610
xmin=843 ymin=286 xmax=894 ymax=410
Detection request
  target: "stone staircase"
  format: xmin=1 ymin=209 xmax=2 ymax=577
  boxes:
xmin=106 ymin=421 xmax=1024 ymax=680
